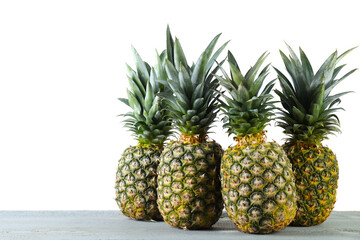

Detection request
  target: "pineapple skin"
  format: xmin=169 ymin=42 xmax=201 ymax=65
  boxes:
xmin=157 ymin=141 xmax=224 ymax=229
xmin=221 ymin=142 xmax=297 ymax=234
xmin=115 ymin=145 xmax=163 ymax=221
xmin=284 ymin=143 xmax=339 ymax=226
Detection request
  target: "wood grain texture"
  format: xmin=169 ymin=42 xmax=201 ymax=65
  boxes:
xmin=0 ymin=211 xmax=359 ymax=240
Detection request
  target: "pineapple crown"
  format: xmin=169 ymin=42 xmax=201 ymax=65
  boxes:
xmin=274 ymin=44 xmax=357 ymax=144
xmin=118 ymin=46 xmax=172 ymax=147
xmin=216 ymin=51 xmax=276 ymax=138
xmin=161 ymin=26 xmax=229 ymax=138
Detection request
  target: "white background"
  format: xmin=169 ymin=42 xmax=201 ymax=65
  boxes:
xmin=0 ymin=0 xmax=359 ymax=210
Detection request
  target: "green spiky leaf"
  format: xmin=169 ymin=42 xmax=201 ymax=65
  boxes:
xmin=118 ymin=47 xmax=172 ymax=146
xmin=162 ymin=27 xmax=227 ymax=137
xmin=216 ymin=51 xmax=275 ymax=137
xmin=275 ymin=45 xmax=356 ymax=144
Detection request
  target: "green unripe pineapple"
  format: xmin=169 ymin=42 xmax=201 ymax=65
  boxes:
xmin=275 ymin=45 xmax=356 ymax=226
xmin=217 ymin=51 xmax=296 ymax=234
xmin=115 ymin=47 xmax=172 ymax=221
xmin=157 ymin=26 xmax=228 ymax=229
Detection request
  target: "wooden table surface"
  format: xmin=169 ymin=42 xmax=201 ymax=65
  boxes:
xmin=1 ymin=211 xmax=359 ymax=240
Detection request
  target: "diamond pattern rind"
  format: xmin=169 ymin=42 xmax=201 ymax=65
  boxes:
xmin=221 ymin=142 xmax=297 ymax=234
xmin=115 ymin=146 xmax=162 ymax=221
xmin=157 ymin=141 xmax=224 ymax=230
xmin=284 ymin=143 xmax=339 ymax=226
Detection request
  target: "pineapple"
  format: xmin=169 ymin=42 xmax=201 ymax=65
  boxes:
xmin=218 ymin=51 xmax=297 ymax=234
xmin=274 ymin=45 xmax=356 ymax=226
xmin=156 ymin=27 xmax=228 ymax=230
xmin=115 ymin=46 xmax=172 ymax=221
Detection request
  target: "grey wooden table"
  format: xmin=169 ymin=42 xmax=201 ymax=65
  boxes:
xmin=0 ymin=211 xmax=359 ymax=240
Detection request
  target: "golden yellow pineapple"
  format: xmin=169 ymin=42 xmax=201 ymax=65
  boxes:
xmin=217 ymin=51 xmax=297 ymax=234
xmin=115 ymin=47 xmax=172 ymax=221
xmin=274 ymin=45 xmax=356 ymax=226
xmin=157 ymin=26 xmax=228 ymax=229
